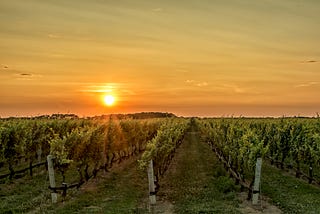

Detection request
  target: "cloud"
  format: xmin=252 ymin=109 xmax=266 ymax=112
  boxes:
xmin=186 ymin=80 xmax=195 ymax=83
xmin=120 ymin=89 xmax=136 ymax=95
xmin=79 ymin=83 xmax=129 ymax=94
xmin=185 ymin=80 xmax=209 ymax=87
xmin=152 ymin=8 xmax=163 ymax=12
xmin=0 ymin=67 xmax=39 ymax=80
xmin=300 ymin=60 xmax=318 ymax=63
xmin=13 ymin=72 xmax=42 ymax=80
xmin=220 ymin=84 xmax=247 ymax=94
xmin=1 ymin=66 xmax=39 ymax=78
xmin=196 ymin=82 xmax=208 ymax=87
xmin=176 ymin=69 xmax=189 ymax=73
xmin=1 ymin=65 xmax=9 ymax=70
xmin=81 ymin=88 xmax=113 ymax=93
xmin=295 ymin=82 xmax=318 ymax=88
xmin=80 ymin=85 xmax=113 ymax=93
xmin=20 ymin=73 xmax=32 ymax=76
xmin=48 ymin=34 xmax=61 ymax=39
xmin=49 ymin=54 xmax=66 ymax=58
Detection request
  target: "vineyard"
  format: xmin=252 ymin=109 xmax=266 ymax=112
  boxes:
xmin=1 ymin=115 xmax=320 ymax=213
xmin=0 ymin=117 xmax=169 ymax=187
xmin=198 ymin=117 xmax=320 ymax=186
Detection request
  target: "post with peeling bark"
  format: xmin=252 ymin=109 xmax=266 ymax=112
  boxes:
xmin=47 ymin=155 xmax=58 ymax=203
xmin=147 ymin=160 xmax=156 ymax=205
xmin=252 ymin=158 xmax=262 ymax=205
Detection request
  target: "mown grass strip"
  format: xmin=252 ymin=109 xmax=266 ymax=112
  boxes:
xmin=262 ymin=164 xmax=320 ymax=214
xmin=158 ymin=130 xmax=241 ymax=213
xmin=46 ymin=157 xmax=149 ymax=214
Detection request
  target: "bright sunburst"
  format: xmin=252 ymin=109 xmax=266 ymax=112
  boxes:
xmin=103 ymin=95 xmax=115 ymax=106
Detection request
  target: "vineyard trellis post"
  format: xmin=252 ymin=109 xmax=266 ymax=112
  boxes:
xmin=47 ymin=155 xmax=58 ymax=203
xmin=147 ymin=160 xmax=156 ymax=205
xmin=252 ymin=158 xmax=262 ymax=205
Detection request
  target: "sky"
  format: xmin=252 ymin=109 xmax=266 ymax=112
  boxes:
xmin=0 ymin=0 xmax=320 ymax=117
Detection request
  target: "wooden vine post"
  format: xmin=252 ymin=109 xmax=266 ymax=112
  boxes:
xmin=47 ymin=155 xmax=58 ymax=203
xmin=147 ymin=160 xmax=156 ymax=205
xmin=252 ymin=158 xmax=262 ymax=205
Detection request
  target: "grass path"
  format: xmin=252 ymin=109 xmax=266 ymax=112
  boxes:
xmin=0 ymin=168 xmax=51 ymax=213
xmin=261 ymin=164 xmax=320 ymax=214
xmin=45 ymin=157 xmax=150 ymax=213
xmin=155 ymin=130 xmax=241 ymax=213
xmin=0 ymin=156 xmax=150 ymax=213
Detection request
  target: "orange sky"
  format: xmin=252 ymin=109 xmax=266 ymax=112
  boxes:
xmin=1 ymin=0 xmax=320 ymax=117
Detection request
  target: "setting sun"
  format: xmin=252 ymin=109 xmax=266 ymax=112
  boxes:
xmin=103 ymin=95 xmax=115 ymax=106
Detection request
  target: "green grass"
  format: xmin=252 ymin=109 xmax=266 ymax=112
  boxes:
xmin=0 ymin=158 xmax=149 ymax=214
xmin=0 ymin=169 xmax=51 ymax=213
xmin=262 ymin=164 xmax=320 ymax=214
xmin=157 ymin=130 xmax=241 ymax=213
xmin=46 ymin=158 xmax=149 ymax=213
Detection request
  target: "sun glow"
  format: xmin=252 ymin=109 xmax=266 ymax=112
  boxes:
xmin=103 ymin=95 xmax=115 ymax=106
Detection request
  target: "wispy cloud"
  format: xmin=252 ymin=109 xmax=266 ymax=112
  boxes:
xmin=48 ymin=34 xmax=61 ymax=39
xmin=152 ymin=8 xmax=163 ymax=12
xmin=196 ymin=82 xmax=208 ymax=87
xmin=176 ymin=69 xmax=189 ymax=73
xmin=20 ymin=73 xmax=32 ymax=76
xmin=221 ymin=84 xmax=246 ymax=93
xmin=300 ymin=60 xmax=318 ymax=63
xmin=295 ymin=82 xmax=318 ymax=88
xmin=80 ymin=85 xmax=113 ymax=93
xmin=14 ymin=73 xmax=42 ymax=80
xmin=0 ymin=64 xmax=9 ymax=71
xmin=79 ymin=83 xmax=135 ymax=95
xmin=119 ymin=89 xmax=136 ymax=95
xmin=1 ymin=65 xmax=42 ymax=80
xmin=185 ymin=80 xmax=209 ymax=87
xmin=49 ymin=54 xmax=66 ymax=58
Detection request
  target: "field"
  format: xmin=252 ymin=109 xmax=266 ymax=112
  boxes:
xmin=1 ymin=115 xmax=320 ymax=213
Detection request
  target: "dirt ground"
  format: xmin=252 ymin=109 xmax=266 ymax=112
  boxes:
xmin=238 ymin=192 xmax=282 ymax=214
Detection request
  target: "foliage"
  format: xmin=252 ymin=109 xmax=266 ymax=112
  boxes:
xmin=0 ymin=117 xmax=164 ymax=183
xmin=198 ymin=117 xmax=320 ymax=185
xmin=138 ymin=118 xmax=190 ymax=181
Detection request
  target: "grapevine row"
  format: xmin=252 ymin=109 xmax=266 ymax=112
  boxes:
xmin=0 ymin=118 xmax=162 ymax=183
xmin=139 ymin=118 xmax=190 ymax=193
xmin=197 ymin=118 xmax=320 ymax=197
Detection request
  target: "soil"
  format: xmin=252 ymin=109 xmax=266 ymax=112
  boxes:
xmin=238 ymin=192 xmax=282 ymax=214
